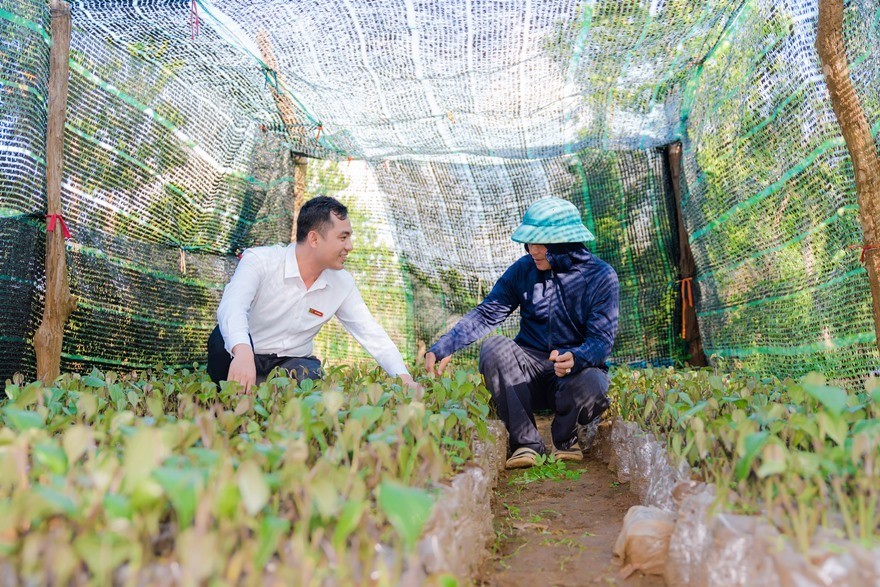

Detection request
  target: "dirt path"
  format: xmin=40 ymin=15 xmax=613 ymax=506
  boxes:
xmin=477 ymin=418 xmax=666 ymax=587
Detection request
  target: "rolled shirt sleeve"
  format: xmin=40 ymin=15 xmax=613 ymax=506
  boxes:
xmin=335 ymin=285 xmax=409 ymax=377
xmin=217 ymin=250 xmax=264 ymax=356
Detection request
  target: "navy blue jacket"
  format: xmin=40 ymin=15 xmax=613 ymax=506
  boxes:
xmin=429 ymin=248 xmax=619 ymax=373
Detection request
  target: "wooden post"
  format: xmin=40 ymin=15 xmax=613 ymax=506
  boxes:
xmin=256 ymin=30 xmax=309 ymax=243
xmin=816 ymin=0 xmax=880 ymax=355
xmin=35 ymin=0 xmax=77 ymax=383
xmin=292 ymin=155 xmax=308 ymax=242
xmin=668 ymin=142 xmax=707 ymax=366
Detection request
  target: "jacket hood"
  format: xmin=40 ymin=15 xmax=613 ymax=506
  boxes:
xmin=546 ymin=245 xmax=591 ymax=273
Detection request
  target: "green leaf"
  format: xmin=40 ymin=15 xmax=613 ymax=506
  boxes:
xmin=215 ymin=481 xmax=240 ymax=519
xmin=378 ymin=481 xmax=435 ymax=550
xmin=130 ymin=477 xmax=164 ymax=511
xmin=146 ymin=396 xmax=164 ymax=418
xmin=852 ymin=419 xmax=880 ymax=436
xmin=122 ymin=429 xmax=168 ymax=491
xmin=153 ymin=467 xmax=201 ymax=528
xmin=62 ymin=425 xmax=92 ymax=464
xmin=803 ymin=382 xmax=848 ymax=416
xmin=176 ymin=528 xmax=220 ymax=582
xmin=74 ymin=532 xmax=131 ymax=581
xmin=332 ymin=499 xmax=366 ymax=550
xmin=237 ymin=461 xmax=269 ymax=516
xmin=76 ymin=393 xmax=98 ymax=419
xmin=82 ymin=375 xmax=105 ymax=388
xmin=33 ymin=442 xmax=68 ymax=475
xmin=2 ymin=407 xmax=44 ymax=431
xmin=675 ymin=400 xmax=708 ymax=426
xmin=791 ymin=451 xmax=821 ymax=477
xmin=818 ymin=412 xmax=848 ymax=446
xmin=735 ymin=431 xmax=770 ymax=481
xmin=12 ymin=384 xmax=39 ymax=409
xmin=435 ymin=574 xmax=459 ymax=587
xmin=256 ymin=515 xmax=290 ymax=569
xmin=103 ymin=493 xmax=133 ymax=520
xmin=756 ymin=443 xmax=787 ymax=478
xmin=33 ymin=486 xmax=78 ymax=516
xmin=311 ymin=477 xmax=341 ymax=519
xmin=350 ymin=406 xmax=384 ymax=428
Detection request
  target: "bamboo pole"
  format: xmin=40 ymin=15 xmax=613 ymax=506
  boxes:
xmin=816 ymin=0 xmax=880 ymax=355
xmin=668 ymin=142 xmax=707 ymax=366
xmin=35 ymin=0 xmax=77 ymax=383
xmin=256 ymin=30 xmax=308 ymax=243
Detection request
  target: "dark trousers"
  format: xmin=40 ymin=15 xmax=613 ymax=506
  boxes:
xmin=206 ymin=325 xmax=323 ymax=385
xmin=478 ymin=335 xmax=610 ymax=454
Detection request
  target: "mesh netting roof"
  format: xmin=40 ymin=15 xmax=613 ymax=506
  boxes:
xmin=0 ymin=0 xmax=878 ymax=383
xmin=70 ymin=0 xmax=747 ymax=160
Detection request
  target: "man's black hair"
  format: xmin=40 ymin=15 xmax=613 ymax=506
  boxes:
xmin=296 ymin=196 xmax=349 ymax=243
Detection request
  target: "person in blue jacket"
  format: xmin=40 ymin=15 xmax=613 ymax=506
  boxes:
xmin=425 ymin=197 xmax=619 ymax=469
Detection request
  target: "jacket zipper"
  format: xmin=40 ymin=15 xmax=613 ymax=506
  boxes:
xmin=548 ymin=269 xmax=554 ymax=351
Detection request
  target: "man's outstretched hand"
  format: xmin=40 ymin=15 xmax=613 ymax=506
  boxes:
xmin=549 ymin=350 xmax=574 ymax=377
xmin=228 ymin=343 xmax=257 ymax=393
xmin=425 ymin=351 xmax=452 ymax=377
xmin=399 ymin=373 xmax=423 ymax=391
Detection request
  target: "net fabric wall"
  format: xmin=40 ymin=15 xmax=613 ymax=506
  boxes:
xmin=679 ymin=0 xmax=880 ymax=381
xmin=307 ymin=160 xmax=413 ymax=367
xmin=0 ymin=1 xmax=50 ymax=381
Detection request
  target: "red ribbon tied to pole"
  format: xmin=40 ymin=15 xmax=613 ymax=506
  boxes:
xmin=46 ymin=213 xmax=71 ymax=239
xmin=851 ymin=243 xmax=880 ymax=264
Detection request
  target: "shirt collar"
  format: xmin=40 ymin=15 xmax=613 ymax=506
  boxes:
xmin=284 ymin=245 xmax=331 ymax=291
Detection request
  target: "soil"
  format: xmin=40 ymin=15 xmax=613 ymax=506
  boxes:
xmin=477 ymin=417 xmax=666 ymax=587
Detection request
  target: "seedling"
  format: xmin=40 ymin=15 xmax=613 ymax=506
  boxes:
xmin=507 ymin=455 xmax=582 ymax=485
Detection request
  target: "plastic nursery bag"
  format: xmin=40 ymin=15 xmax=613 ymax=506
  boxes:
xmin=613 ymin=505 xmax=677 ymax=578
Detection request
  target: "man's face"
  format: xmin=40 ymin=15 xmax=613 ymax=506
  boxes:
xmin=527 ymin=243 xmax=550 ymax=271
xmin=314 ymin=213 xmax=353 ymax=270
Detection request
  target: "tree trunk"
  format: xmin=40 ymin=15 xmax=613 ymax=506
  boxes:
xmin=668 ymin=142 xmax=707 ymax=366
xmin=256 ymin=30 xmax=309 ymax=243
xmin=816 ymin=0 xmax=880 ymax=356
xmin=35 ymin=0 xmax=77 ymax=383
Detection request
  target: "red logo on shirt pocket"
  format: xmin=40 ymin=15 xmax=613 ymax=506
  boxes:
xmin=308 ymin=308 xmax=324 ymax=317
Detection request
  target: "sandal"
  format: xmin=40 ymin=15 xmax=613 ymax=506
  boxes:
xmin=506 ymin=446 xmax=539 ymax=469
xmin=551 ymin=445 xmax=583 ymax=462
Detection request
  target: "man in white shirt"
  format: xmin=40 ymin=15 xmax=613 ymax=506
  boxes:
xmin=207 ymin=196 xmax=417 ymax=391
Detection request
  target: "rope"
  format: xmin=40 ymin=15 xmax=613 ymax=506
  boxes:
xmin=680 ymin=276 xmax=694 ymax=339
xmin=190 ymin=0 xmax=200 ymax=40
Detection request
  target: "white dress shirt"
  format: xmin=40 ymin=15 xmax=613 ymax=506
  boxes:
xmin=217 ymin=244 xmax=409 ymax=377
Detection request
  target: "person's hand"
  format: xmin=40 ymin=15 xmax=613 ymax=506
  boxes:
xmin=228 ymin=344 xmax=256 ymax=393
xmin=549 ymin=350 xmax=574 ymax=378
xmin=425 ymin=352 xmax=452 ymax=377
xmin=399 ymin=373 xmax=423 ymax=391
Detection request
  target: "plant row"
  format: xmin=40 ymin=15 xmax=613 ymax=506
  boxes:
xmin=608 ymin=366 xmax=880 ymax=551
xmin=0 ymin=365 xmax=492 ymax=585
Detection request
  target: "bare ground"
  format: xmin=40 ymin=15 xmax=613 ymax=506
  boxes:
xmin=476 ymin=417 xmax=666 ymax=587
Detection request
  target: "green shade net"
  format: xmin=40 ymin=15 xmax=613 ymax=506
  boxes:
xmin=0 ymin=0 xmax=877 ymax=384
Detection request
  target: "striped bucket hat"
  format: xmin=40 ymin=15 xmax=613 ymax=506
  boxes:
xmin=510 ymin=197 xmax=595 ymax=244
